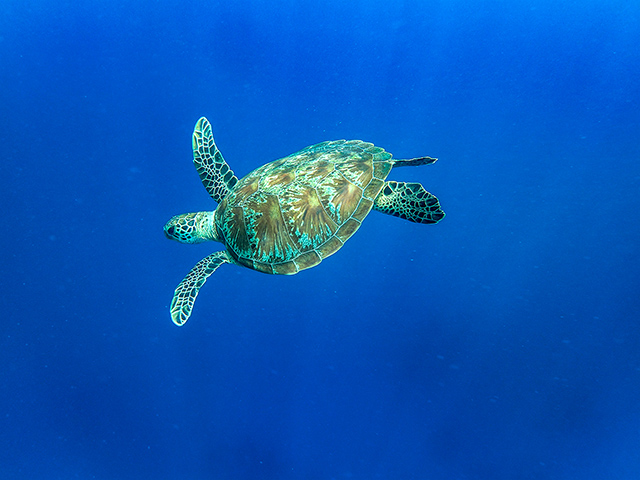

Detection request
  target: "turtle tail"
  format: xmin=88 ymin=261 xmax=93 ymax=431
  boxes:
xmin=392 ymin=156 xmax=437 ymax=167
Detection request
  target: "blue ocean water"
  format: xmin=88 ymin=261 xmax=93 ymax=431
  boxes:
xmin=1 ymin=0 xmax=639 ymax=478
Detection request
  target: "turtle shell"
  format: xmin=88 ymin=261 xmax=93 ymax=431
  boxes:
xmin=214 ymin=140 xmax=394 ymax=274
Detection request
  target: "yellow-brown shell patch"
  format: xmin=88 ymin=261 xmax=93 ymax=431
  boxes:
xmin=279 ymin=182 xmax=338 ymax=251
xmin=242 ymin=192 xmax=299 ymax=264
xmin=316 ymin=170 xmax=364 ymax=225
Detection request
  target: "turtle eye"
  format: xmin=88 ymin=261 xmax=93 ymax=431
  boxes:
xmin=167 ymin=226 xmax=175 ymax=236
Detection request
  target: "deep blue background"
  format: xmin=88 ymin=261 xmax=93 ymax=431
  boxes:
xmin=1 ymin=1 xmax=639 ymax=478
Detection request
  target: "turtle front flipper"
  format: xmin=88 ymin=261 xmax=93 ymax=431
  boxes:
xmin=192 ymin=117 xmax=239 ymax=203
xmin=170 ymin=250 xmax=231 ymax=326
xmin=373 ymin=181 xmax=445 ymax=224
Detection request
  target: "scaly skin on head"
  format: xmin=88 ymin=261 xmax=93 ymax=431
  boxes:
xmin=164 ymin=211 xmax=220 ymax=244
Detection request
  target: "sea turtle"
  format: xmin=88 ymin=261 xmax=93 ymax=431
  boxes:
xmin=164 ymin=117 xmax=445 ymax=326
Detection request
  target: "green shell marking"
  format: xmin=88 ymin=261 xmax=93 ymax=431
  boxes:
xmin=164 ymin=117 xmax=445 ymax=325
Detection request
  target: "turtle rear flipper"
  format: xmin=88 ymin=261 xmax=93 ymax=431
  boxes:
xmin=373 ymin=181 xmax=445 ymax=224
xmin=193 ymin=117 xmax=238 ymax=203
xmin=170 ymin=250 xmax=231 ymax=326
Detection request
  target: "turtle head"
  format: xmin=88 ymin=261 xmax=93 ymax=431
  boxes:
xmin=164 ymin=211 xmax=220 ymax=244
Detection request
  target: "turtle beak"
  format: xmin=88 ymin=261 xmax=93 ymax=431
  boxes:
xmin=164 ymin=224 xmax=176 ymax=239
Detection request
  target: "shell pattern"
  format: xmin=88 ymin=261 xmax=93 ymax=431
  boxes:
xmin=215 ymin=140 xmax=394 ymax=274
